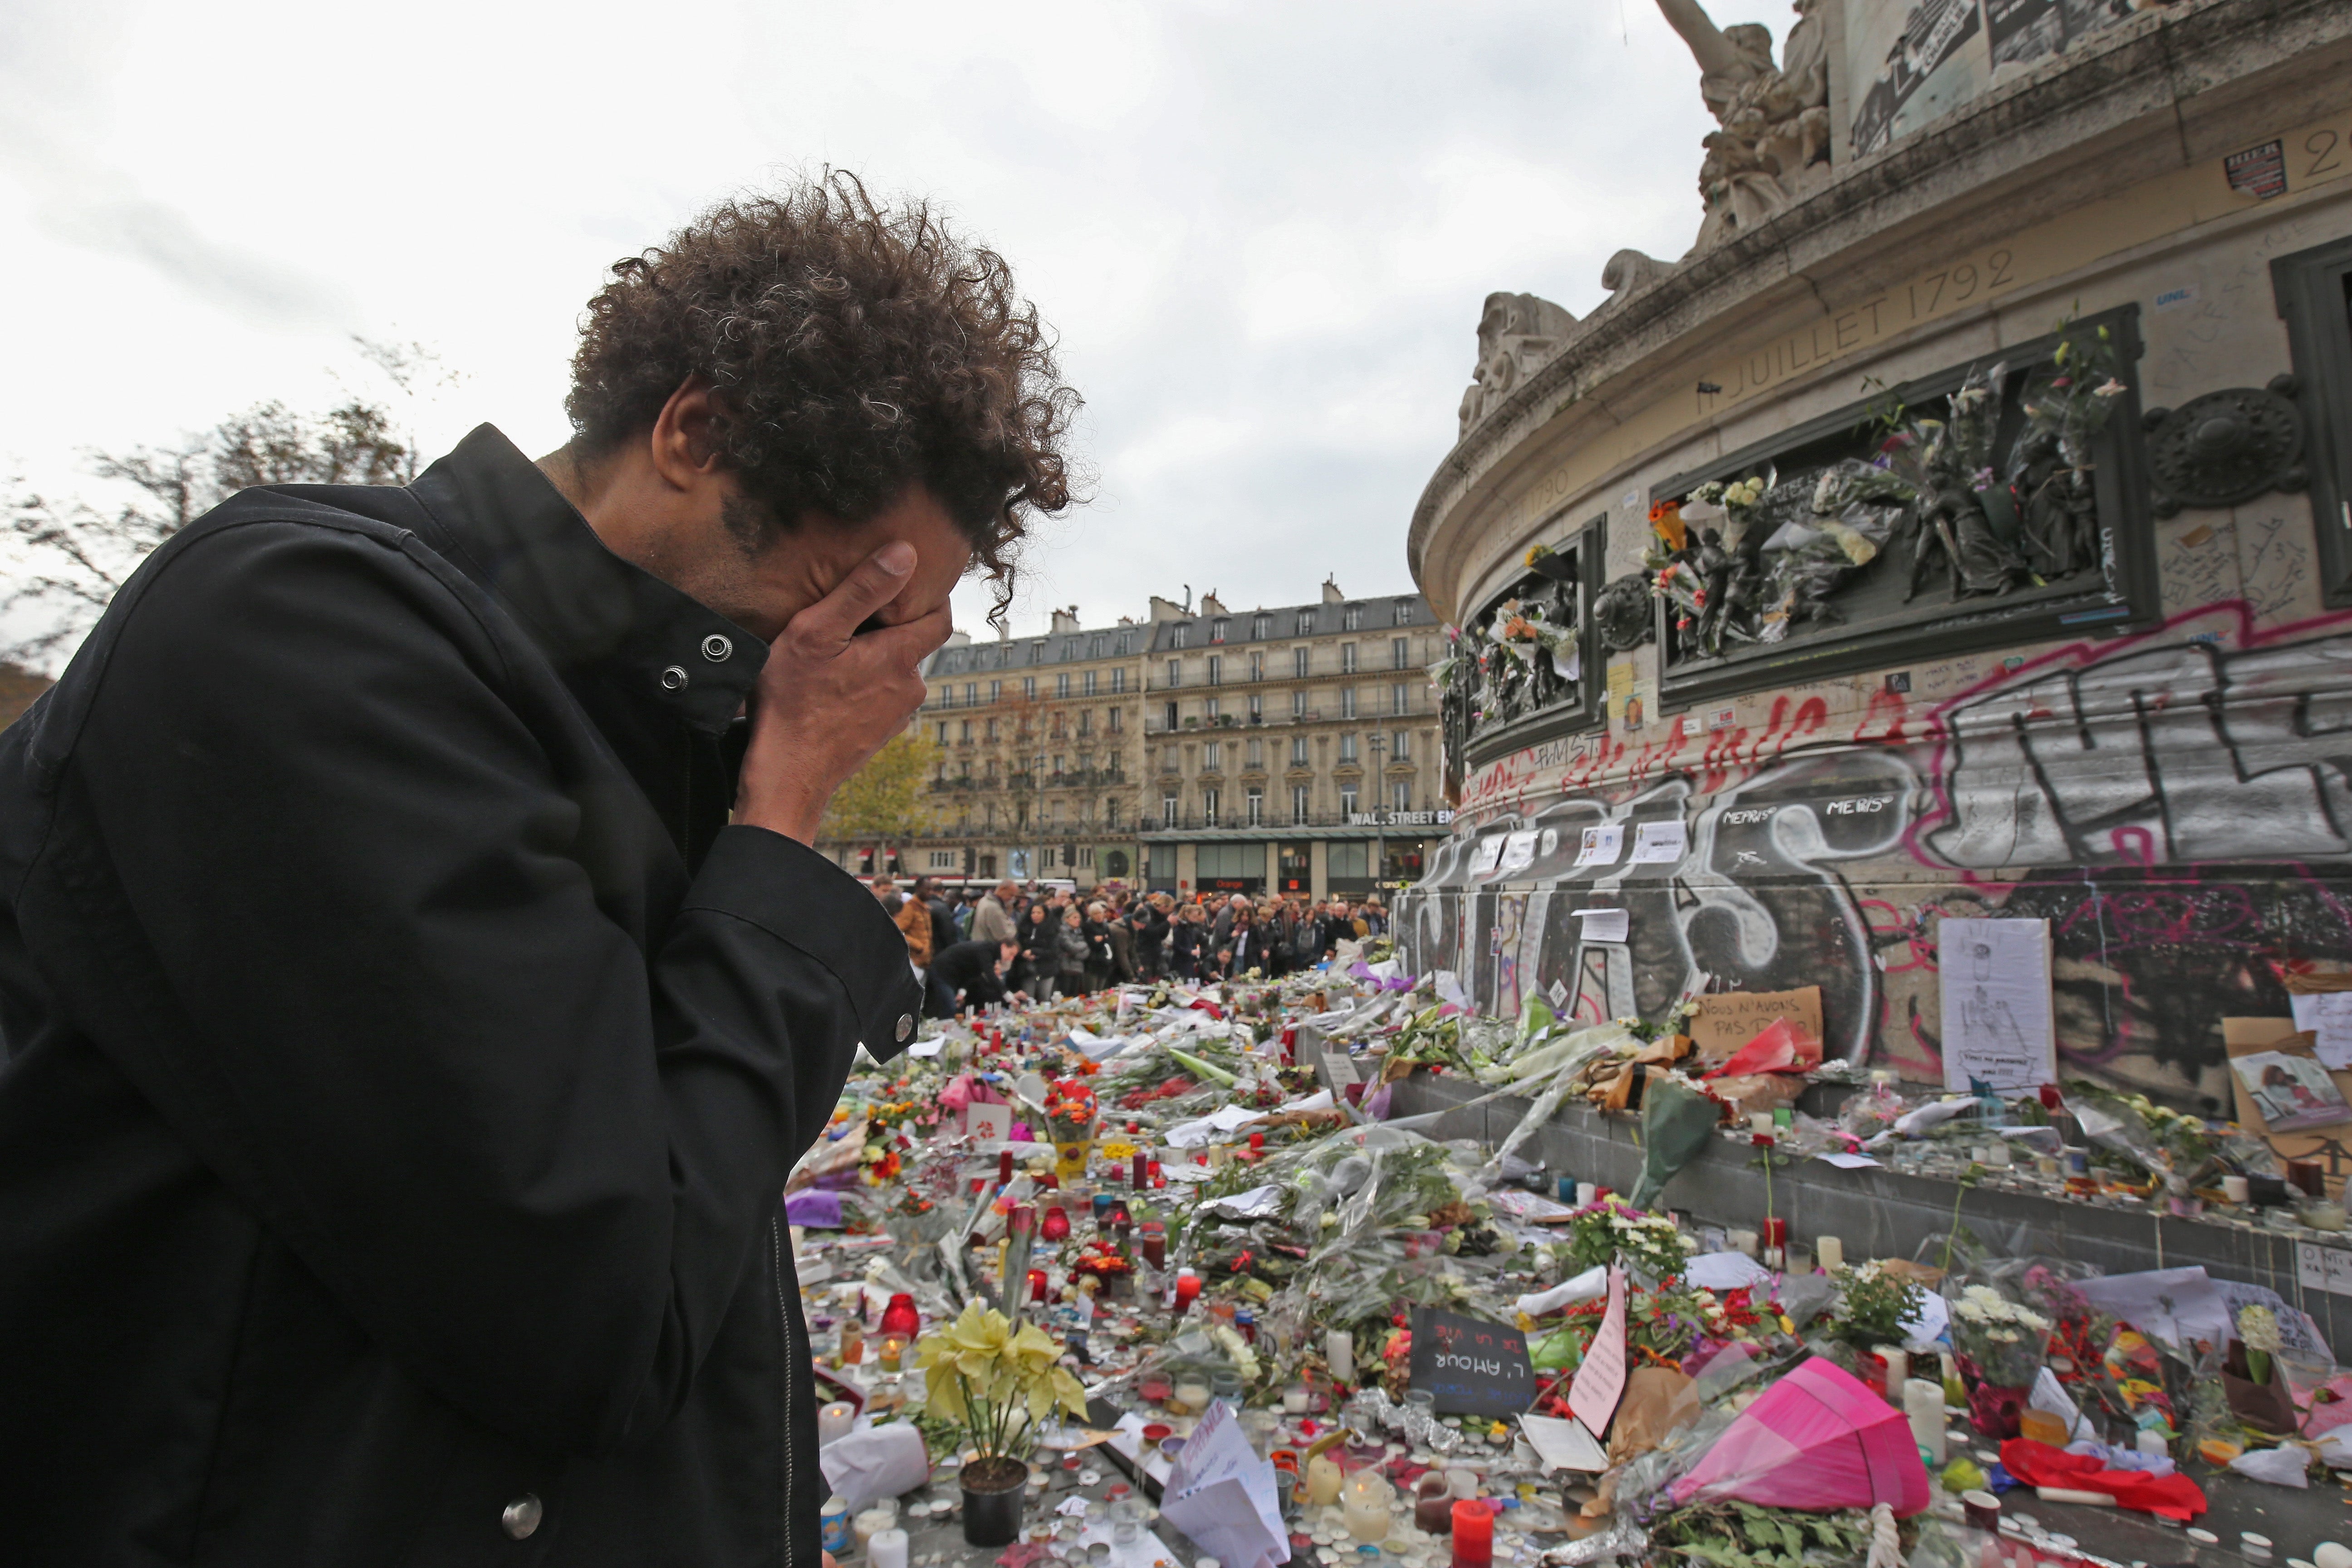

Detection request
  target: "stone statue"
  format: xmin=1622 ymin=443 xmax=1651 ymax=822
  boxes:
xmin=1457 ymin=291 xmax=1578 ymax=436
xmin=1656 ymin=0 xmax=1830 ymax=252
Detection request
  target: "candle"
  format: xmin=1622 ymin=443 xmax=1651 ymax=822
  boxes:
xmin=1729 ymin=1228 xmax=1759 ymax=1258
xmin=1815 ymin=1236 xmax=1845 ymax=1272
xmin=999 ymin=1148 xmax=1015 ymax=1186
xmin=1902 ymin=1379 xmax=1946 ymax=1465
xmin=1451 ymin=1500 xmax=1493 ymax=1568
xmin=1414 ymin=1474 xmax=1453 ymax=1533
xmin=1174 ymin=1267 xmax=1202 ymax=1314
xmin=1759 ymin=1218 xmax=1788 ymax=1247
xmin=1749 ymin=1112 xmax=1774 ymax=1135
xmin=870 ymin=1528 xmax=910 ymax=1568
xmin=818 ymin=1401 xmax=857 ymax=1445
xmin=2136 ymin=1427 xmax=2171 ymax=1460
xmin=1305 ymin=1452 xmax=1344 ymax=1505
xmin=1141 ymin=1221 xmax=1167 ymax=1270
xmin=853 ymin=1507 xmax=894 ymax=1550
xmin=1283 ymin=1385 xmax=1312 ymax=1414
xmin=878 ymin=1335 xmax=907 ymax=1372
xmin=1133 ymin=1151 xmax=1148 ymax=1189
xmin=1342 ymin=1473 xmax=1392 ymax=1543
xmin=836 ymin=1319 xmax=863 ymax=1369
xmin=2289 ymin=1159 xmax=2326 ymax=1198
xmin=1575 ymin=1181 xmax=1598 ymax=1208
xmin=1327 ymin=1328 xmax=1355 ymax=1382
xmin=1174 ymin=1378 xmax=1212 ymax=1414
xmin=2307 ymin=1200 xmax=2348 ymax=1233
xmin=2223 ymin=1175 xmax=2251 ymax=1204
xmin=1877 ymin=1347 xmax=1908 ymax=1396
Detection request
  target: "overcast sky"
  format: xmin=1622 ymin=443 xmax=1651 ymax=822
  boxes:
xmin=0 ymin=0 xmax=1793 ymax=647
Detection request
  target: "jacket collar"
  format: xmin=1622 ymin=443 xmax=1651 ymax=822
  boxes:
xmin=406 ymin=425 xmax=765 ymax=735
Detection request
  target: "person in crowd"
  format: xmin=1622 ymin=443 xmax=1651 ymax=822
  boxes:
xmin=1105 ymin=902 xmax=1136 ymax=983
xmin=1210 ymin=891 xmax=1248 ymax=949
xmin=1055 ymin=907 xmax=1090 ymax=997
xmin=1083 ymin=902 xmax=1115 ymax=991
xmin=891 ymin=877 xmax=933 ymax=972
xmin=911 ymin=875 xmax=959 ymax=959
xmin=1018 ymin=900 xmax=1058 ymax=1000
xmin=1220 ymin=902 xmax=1266 ymax=978
xmin=1362 ymin=897 xmax=1387 ymax=937
xmin=0 ymin=175 xmax=1078 ymax=1562
xmin=1170 ymin=901 xmax=1208 ymax=981
xmin=971 ymin=878 xmax=1019 ymax=945
xmin=926 ymin=936 xmax=1022 ymax=1018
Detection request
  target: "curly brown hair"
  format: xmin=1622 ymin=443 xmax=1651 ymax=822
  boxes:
xmin=566 ymin=173 xmax=1079 ymax=622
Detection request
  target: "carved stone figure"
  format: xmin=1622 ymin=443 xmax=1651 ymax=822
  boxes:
xmin=1656 ymin=0 xmax=1831 ymax=252
xmin=1599 ymin=249 xmax=1670 ymax=311
xmin=2008 ymin=431 xmax=2099 ymax=579
xmin=1457 ymin=291 xmax=1578 ymax=436
xmin=1592 ymin=572 xmax=1656 ymax=651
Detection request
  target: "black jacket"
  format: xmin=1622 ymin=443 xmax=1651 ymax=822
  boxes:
xmin=0 ymin=426 xmax=921 ymax=1566
xmin=928 ymin=938 xmax=1009 ymax=1007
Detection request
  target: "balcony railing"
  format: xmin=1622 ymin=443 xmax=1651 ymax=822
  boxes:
xmin=1138 ymin=811 xmax=1435 ymax=834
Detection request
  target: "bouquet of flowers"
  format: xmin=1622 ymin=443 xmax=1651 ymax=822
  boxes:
xmin=1953 ymin=1283 xmax=2053 ymax=1435
xmin=1560 ymin=1197 xmax=1699 ymax=1285
xmin=1826 ymin=1261 xmax=1926 ymax=1354
xmin=1043 ymin=1078 xmax=1099 ymax=1181
xmin=915 ymin=1301 xmax=1088 ymax=1475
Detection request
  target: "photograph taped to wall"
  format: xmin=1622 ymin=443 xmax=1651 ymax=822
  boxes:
xmin=1938 ymin=917 xmax=2056 ymax=1092
xmin=2229 ymin=1050 xmax=2352 ymax=1134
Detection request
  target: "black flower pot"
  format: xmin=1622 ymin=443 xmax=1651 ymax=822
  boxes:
xmin=960 ymin=1456 xmax=1028 ymax=1548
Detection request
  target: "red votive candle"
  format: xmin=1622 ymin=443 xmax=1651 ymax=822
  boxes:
xmin=1759 ymin=1218 xmax=1789 ymax=1246
xmin=1133 ymin=1152 xmax=1148 ymax=1189
xmin=1451 ymin=1499 xmax=1493 ymax=1568
xmin=998 ymin=1149 xmax=1014 ymax=1186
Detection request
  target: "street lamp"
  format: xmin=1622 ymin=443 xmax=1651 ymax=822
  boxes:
xmin=1367 ymin=733 xmax=1386 ymax=892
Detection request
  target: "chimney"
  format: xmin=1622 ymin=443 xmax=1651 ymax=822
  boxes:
xmin=1147 ymin=595 xmax=1190 ymax=623
xmin=1050 ymin=606 xmax=1081 ymax=633
xmin=1322 ymin=576 xmax=1345 ymax=603
xmin=1200 ymin=590 xmax=1227 ymax=616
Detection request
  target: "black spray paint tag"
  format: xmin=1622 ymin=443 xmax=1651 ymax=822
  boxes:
xmin=1409 ymin=1307 xmax=1535 ymax=1417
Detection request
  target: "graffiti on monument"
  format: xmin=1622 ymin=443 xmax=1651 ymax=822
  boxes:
xmin=1397 ymin=601 xmax=2352 ymax=1105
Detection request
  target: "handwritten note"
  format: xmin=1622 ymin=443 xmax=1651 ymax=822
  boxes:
xmin=1938 ymin=918 xmax=2057 ymax=1093
xmin=1408 ymin=1308 xmax=1536 ymax=1417
xmin=1688 ymin=987 xmax=1823 ymax=1063
xmin=1568 ymin=1267 xmax=1629 ymax=1436
xmin=1573 ymin=825 xmax=1624 ymax=868
xmin=2289 ymin=990 xmax=2352 ymax=1070
xmin=1573 ymin=908 xmax=1630 ymax=944
xmin=1498 ymin=829 xmax=1540 ymax=877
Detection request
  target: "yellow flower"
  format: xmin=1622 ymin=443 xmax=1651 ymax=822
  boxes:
xmin=914 ymin=1301 xmax=1088 ymax=1439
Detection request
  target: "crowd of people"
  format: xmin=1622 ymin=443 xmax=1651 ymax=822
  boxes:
xmin=867 ymin=876 xmax=1390 ymax=1019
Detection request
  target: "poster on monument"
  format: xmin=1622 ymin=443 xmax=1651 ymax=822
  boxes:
xmin=1937 ymin=917 xmax=2057 ymax=1093
xmin=1845 ymin=0 xmax=1984 ymax=158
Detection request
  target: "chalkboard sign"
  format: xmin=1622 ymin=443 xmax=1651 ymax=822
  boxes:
xmin=1408 ymin=1307 xmax=1536 ymax=1417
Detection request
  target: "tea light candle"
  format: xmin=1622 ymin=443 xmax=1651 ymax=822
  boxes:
xmin=1815 ymin=1236 xmax=1844 ymax=1272
xmin=1284 ymin=1385 xmax=1312 ymax=1414
xmin=1305 ymin=1452 xmax=1344 ymax=1505
xmin=1343 ymin=1472 xmax=1392 ymax=1542
xmin=870 ymin=1528 xmax=910 ymax=1568
xmin=1450 ymin=1499 xmax=1493 ymax=1568
xmin=1729 ymin=1228 xmax=1759 ymax=1258
xmin=818 ymin=1401 xmax=857 ymax=1445
xmin=1903 ymin=1379 xmax=1946 ymax=1465
xmin=1749 ymin=1112 xmax=1774 ymax=1135
xmin=853 ymin=1507 xmax=894 ymax=1550
xmin=2307 ymin=1200 xmax=2348 ymax=1233
xmin=1327 ymin=1328 xmax=1356 ymax=1383
xmin=1413 ymin=1473 xmax=1454 ymax=1533
xmin=879 ymin=1335 xmax=907 ymax=1372
xmin=2223 ymin=1174 xmax=2251 ymax=1204
xmin=1174 ymin=1378 xmax=1212 ymax=1413
xmin=1877 ymin=1347 xmax=1909 ymax=1395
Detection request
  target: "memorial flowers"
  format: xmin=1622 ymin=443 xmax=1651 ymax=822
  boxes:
xmin=1560 ymin=1197 xmax=1699 ymax=1285
xmin=916 ymin=1300 xmax=1088 ymax=1468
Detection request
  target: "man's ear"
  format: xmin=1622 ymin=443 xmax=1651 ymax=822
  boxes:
xmin=648 ymin=376 xmax=728 ymax=492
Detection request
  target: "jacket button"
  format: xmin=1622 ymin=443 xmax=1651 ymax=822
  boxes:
xmin=895 ymin=1013 xmax=914 ymax=1042
xmin=702 ymin=633 xmax=734 ymax=662
xmin=502 ymin=1494 xmax=543 ymax=1539
xmin=661 ymin=666 xmax=689 ymax=691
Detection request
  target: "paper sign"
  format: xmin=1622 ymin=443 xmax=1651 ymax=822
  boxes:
xmin=2289 ymin=991 xmax=2352 ymax=1070
xmin=1687 ymin=987 xmax=1824 ymax=1063
xmin=907 ymin=1038 xmax=944 ymax=1058
xmin=1938 ymin=917 xmax=2057 ymax=1093
xmin=1467 ymin=837 xmax=1506 ymax=876
xmin=1519 ymin=1414 xmax=1609 ymax=1473
xmin=2072 ymin=1267 xmax=2230 ymax=1354
xmin=1498 ymin=829 xmax=1541 ymax=877
xmin=2225 ymin=1017 xmax=2352 ymax=1193
xmin=965 ymin=1102 xmax=1011 ymax=1141
xmin=1488 ymin=1187 xmax=1579 ymax=1223
xmin=1157 ymin=1400 xmax=1290 ymax=1568
xmin=1567 ymin=1267 xmax=1629 ymax=1435
xmin=1409 ymin=1307 xmax=1537 ymax=1417
xmin=1321 ymin=1047 xmax=1361 ymax=1088
xmin=1573 ymin=825 xmax=1624 ymax=867
xmin=1628 ymin=819 xmax=1688 ymax=864
xmin=1573 ymin=908 xmax=1630 ymax=944
xmin=2298 ymin=1243 xmax=2352 ymax=1298
xmin=2230 ymin=1049 xmax=2352 ymax=1132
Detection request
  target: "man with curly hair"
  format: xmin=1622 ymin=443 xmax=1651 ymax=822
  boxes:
xmin=0 ymin=175 xmax=1077 ymax=1565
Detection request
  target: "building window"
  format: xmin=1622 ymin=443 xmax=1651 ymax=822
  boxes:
xmin=1340 ymin=784 xmax=1359 ymax=814
xmin=1391 ymin=682 xmax=1409 ymax=715
xmin=985 ymin=719 xmax=999 ymax=740
xmin=960 ymin=720 xmax=972 ymax=741
xmin=1392 ymin=637 xmax=1410 ymax=670
xmin=1024 ymin=676 xmax=1037 ymax=699
xmin=1203 ymin=741 xmax=1221 ymax=770
xmin=1392 ymin=779 xmax=1411 ymax=812
xmin=1245 ymin=789 xmax=1264 ymax=826
xmin=1090 ymin=636 xmax=1106 ymax=658
xmin=1164 ymin=700 xmax=1178 ymax=729
xmin=959 ymin=760 xmax=971 ymax=778
xmin=1202 ymin=788 xmax=1220 ymax=827
xmin=1341 ymin=643 xmax=1357 ymax=674
xmin=1204 ymin=697 xmax=1220 ymax=720
xmin=936 ymin=721 xmax=949 ymax=744
xmin=1117 ymin=633 xmax=1132 ymax=656
xmin=1210 ymin=618 xmax=1227 ymax=644
xmin=1292 ymin=690 xmax=1307 ymax=718
xmin=1248 ymin=652 xmax=1264 ymax=681
xmin=1112 ymin=667 xmax=1127 ymax=693
xmin=1294 ymin=647 xmax=1310 ymax=679
xmin=1083 ymin=669 xmax=1098 ymax=696
xmin=1162 ymin=794 xmax=1179 ymax=827
xmin=965 ymin=682 xmax=977 ymax=705
xmin=1340 ymin=688 xmax=1358 ymax=720
xmin=2277 ymin=235 xmax=2352 ymax=603
xmin=1291 ymin=784 xmax=1309 ymax=823
xmin=1392 ymin=730 xmax=1411 ymax=761
xmin=1056 ymin=672 xmax=1070 ymax=697
xmin=1393 ymin=599 xmax=1412 ymax=625
xmin=1340 ymin=732 xmax=1357 ymax=762
xmin=1206 ymin=655 xmax=1222 ymax=685
xmin=1030 ymin=642 xmax=1044 ymax=663
xmin=1248 ymin=693 xmax=1262 ymax=721
xmin=1329 ymin=841 xmax=1369 ymax=880
xmin=989 ymin=680 xmax=1002 ymax=702
xmin=1172 ymin=623 xmax=1189 ymax=648
xmin=1166 ymin=659 xmax=1181 ymax=688
xmin=1108 ymin=707 xmax=1122 ymax=733
xmin=1052 ymin=755 xmax=1066 ymax=777
xmin=1343 ymin=604 xmax=1362 ymax=630
xmin=1296 ymin=610 xmax=1315 ymax=637
xmin=1106 ymin=799 xmax=1121 ymax=829
xmin=1247 ymin=737 xmax=1263 ymax=767
xmin=1252 ymin=614 xmax=1270 ymax=639
xmin=1290 ymin=737 xmax=1308 ymax=765
xmin=1078 ymin=709 xmax=1092 ymax=736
